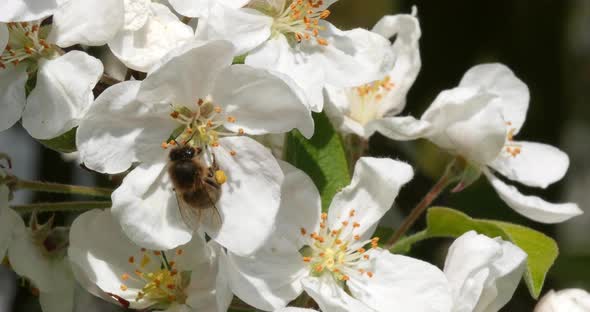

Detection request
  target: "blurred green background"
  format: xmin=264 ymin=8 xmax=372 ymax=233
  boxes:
xmin=2 ymin=0 xmax=589 ymax=311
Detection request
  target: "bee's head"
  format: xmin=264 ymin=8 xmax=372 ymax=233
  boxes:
xmin=169 ymin=146 xmax=201 ymax=161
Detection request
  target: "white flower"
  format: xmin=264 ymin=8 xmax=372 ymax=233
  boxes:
xmin=195 ymin=0 xmax=394 ymax=111
xmin=48 ymin=0 xmax=194 ymax=72
xmin=443 ymin=231 xmax=527 ymax=312
xmin=325 ymin=9 xmax=421 ymax=138
xmin=535 ymin=289 xmax=590 ymax=312
xmin=0 ymin=22 xmax=103 ymax=138
xmin=219 ymin=158 xmax=453 ymax=311
xmin=77 ymin=40 xmax=314 ymax=254
xmin=374 ymin=63 xmax=582 ymax=223
xmin=69 ymin=209 xmax=232 ymax=311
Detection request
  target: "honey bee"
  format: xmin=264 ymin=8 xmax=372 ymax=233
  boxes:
xmin=168 ymin=145 xmax=222 ymax=229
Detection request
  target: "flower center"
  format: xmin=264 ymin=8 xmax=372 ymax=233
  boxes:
xmin=120 ymin=249 xmax=189 ymax=306
xmin=503 ymin=122 xmax=522 ymax=158
xmin=270 ymin=0 xmax=331 ymax=45
xmin=162 ymin=98 xmax=244 ymax=151
xmin=0 ymin=21 xmax=57 ymax=69
xmin=348 ymin=76 xmax=395 ymax=125
xmin=301 ymin=210 xmax=378 ymax=282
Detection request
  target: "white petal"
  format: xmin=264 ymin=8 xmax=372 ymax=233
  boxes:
xmin=108 ymin=3 xmax=194 ymax=72
xmin=137 ymin=40 xmax=234 ymax=106
xmin=371 ymin=13 xmax=421 ymax=116
xmin=484 ymin=170 xmax=583 ymax=223
xmin=184 ymin=243 xmax=232 ymax=312
xmin=39 ymin=282 xmax=75 ymax=312
xmin=49 ymin=0 xmax=124 ymax=47
xmin=476 ymin=239 xmax=528 ymax=312
xmin=220 ymin=244 xmax=306 ymax=310
xmin=23 ymin=51 xmax=103 ymax=140
xmin=301 ymin=275 xmax=375 ymax=312
xmin=444 ymin=231 xmax=502 ymax=312
xmin=535 ymin=289 xmax=590 ymax=312
xmin=365 ymin=116 xmax=432 ymax=141
xmin=490 ymin=141 xmax=569 ymax=188
xmin=76 ymin=81 xmax=176 ymax=174
xmin=196 ymin=4 xmax=272 ymax=55
xmin=276 ymin=160 xmax=321 ymax=249
xmin=421 ymin=87 xmax=506 ymax=164
xmin=444 ymin=103 xmax=507 ymax=165
xmin=169 ymin=0 xmax=211 ymax=17
xmin=0 ymin=64 xmax=27 ymax=132
xmin=246 ymin=36 xmax=326 ymax=112
xmin=348 ymin=249 xmax=452 ymax=312
xmin=275 ymin=308 xmax=318 ymax=312
xmin=0 ymin=0 xmax=57 ymax=22
xmin=111 ymin=161 xmax=193 ymax=250
xmin=8 ymin=230 xmax=73 ymax=294
xmin=205 ymin=136 xmax=284 ymax=256
xmin=443 ymin=231 xmax=527 ymax=312
xmin=328 ymin=157 xmax=413 ymax=240
xmin=459 ymin=63 xmax=529 ymax=134
xmin=310 ymin=23 xmax=394 ymax=88
xmin=212 ymin=64 xmax=314 ymax=138
xmin=123 ymin=0 xmax=151 ymax=31
xmin=0 ymin=23 xmax=8 ymax=52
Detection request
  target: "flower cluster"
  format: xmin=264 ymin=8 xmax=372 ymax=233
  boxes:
xmin=0 ymin=1 xmax=583 ymax=312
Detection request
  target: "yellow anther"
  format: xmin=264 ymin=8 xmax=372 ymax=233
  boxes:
xmin=140 ymin=254 xmax=151 ymax=268
xmin=128 ymin=256 xmax=135 ymax=264
xmin=303 ymin=256 xmax=312 ymax=262
xmin=120 ymin=284 xmax=128 ymax=291
xmin=227 ymin=116 xmax=236 ymax=123
xmin=321 ymin=213 xmax=328 ymax=220
xmin=215 ymin=170 xmax=227 ymax=184
xmin=300 ymin=228 xmax=307 ymax=235
xmin=121 ymin=273 xmax=130 ymax=281
xmin=230 ymin=150 xmax=237 ymax=156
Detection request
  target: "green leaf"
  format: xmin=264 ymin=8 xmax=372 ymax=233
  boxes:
xmin=426 ymin=207 xmax=558 ymax=299
xmin=284 ymin=112 xmax=350 ymax=211
xmin=37 ymin=127 xmax=77 ymax=153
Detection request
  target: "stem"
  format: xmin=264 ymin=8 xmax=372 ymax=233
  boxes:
xmin=347 ymin=134 xmax=369 ymax=171
xmin=11 ymin=201 xmax=111 ymax=214
xmin=15 ymin=179 xmax=113 ymax=198
xmin=385 ymin=164 xmax=456 ymax=247
xmin=388 ymin=230 xmax=429 ymax=254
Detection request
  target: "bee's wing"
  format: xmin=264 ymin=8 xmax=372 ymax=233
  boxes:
xmin=174 ymin=191 xmax=202 ymax=232
xmin=200 ymin=181 xmax=223 ymax=228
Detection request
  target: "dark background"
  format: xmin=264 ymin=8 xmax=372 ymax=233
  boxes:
xmin=1 ymin=0 xmax=589 ymax=311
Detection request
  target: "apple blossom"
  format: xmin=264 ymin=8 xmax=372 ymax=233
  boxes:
xmin=195 ymin=0 xmax=395 ymax=111
xmin=77 ymin=40 xmax=314 ymax=254
xmin=444 ymin=231 xmax=527 ymax=312
xmin=48 ymin=0 xmax=194 ymax=72
xmin=0 ymin=21 xmax=103 ymax=138
xmin=324 ymin=9 xmax=421 ymax=138
xmin=219 ymin=158 xmax=453 ymax=312
xmin=534 ymin=289 xmax=590 ymax=312
xmin=69 ymin=209 xmax=232 ymax=311
xmin=370 ymin=63 xmax=582 ymax=223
